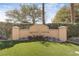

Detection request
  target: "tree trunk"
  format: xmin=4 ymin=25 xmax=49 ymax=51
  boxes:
xmin=70 ymin=3 xmax=75 ymax=23
xmin=42 ymin=3 xmax=45 ymax=24
xmin=33 ymin=16 xmax=35 ymax=24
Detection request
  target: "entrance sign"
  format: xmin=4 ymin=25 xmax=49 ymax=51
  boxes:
xmin=12 ymin=25 xmax=67 ymax=42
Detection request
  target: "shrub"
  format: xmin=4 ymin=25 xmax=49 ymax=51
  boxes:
xmin=0 ymin=35 xmax=6 ymax=39
xmin=67 ymin=37 xmax=79 ymax=44
xmin=26 ymin=35 xmax=61 ymax=42
xmin=67 ymin=24 xmax=79 ymax=38
xmin=0 ymin=41 xmax=14 ymax=49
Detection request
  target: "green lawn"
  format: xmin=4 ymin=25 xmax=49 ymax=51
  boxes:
xmin=0 ymin=41 xmax=79 ymax=56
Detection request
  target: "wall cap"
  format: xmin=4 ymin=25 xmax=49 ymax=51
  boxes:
xmin=12 ymin=26 xmax=19 ymax=28
xmin=59 ymin=26 xmax=67 ymax=28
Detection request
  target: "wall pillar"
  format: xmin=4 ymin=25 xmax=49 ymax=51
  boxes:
xmin=59 ymin=26 xmax=67 ymax=42
xmin=12 ymin=26 xmax=20 ymax=40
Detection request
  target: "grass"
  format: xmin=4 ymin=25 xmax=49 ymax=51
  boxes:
xmin=0 ymin=41 xmax=79 ymax=56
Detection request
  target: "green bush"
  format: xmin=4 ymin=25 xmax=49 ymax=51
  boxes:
xmin=68 ymin=24 xmax=79 ymax=37
xmin=0 ymin=41 xmax=28 ymax=49
xmin=0 ymin=41 xmax=14 ymax=49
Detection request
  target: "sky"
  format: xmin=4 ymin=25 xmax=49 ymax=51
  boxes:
xmin=0 ymin=3 xmax=66 ymax=23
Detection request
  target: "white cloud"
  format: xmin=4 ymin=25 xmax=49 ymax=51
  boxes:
xmin=0 ymin=10 xmax=7 ymax=22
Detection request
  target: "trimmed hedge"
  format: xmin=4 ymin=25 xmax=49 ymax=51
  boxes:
xmin=17 ymin=23 xmax=75 ymax=38
xmin=13 ymin=23 xmax=79 ymax=38
xmin=47 ymin=23 xmax=79 ymax=38
xmin=2 ymin=23 xmax=79 ymax=39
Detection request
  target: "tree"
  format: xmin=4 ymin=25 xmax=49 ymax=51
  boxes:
xmin=27 ymin=4 xmax=42 ymax=24
xmin=53 ymin=6 xmax=70 ymax=23
xmin=53 ymin=3 xmax=79 ymax=23
xmin=6 ymin=9 xmax=23 ymax=24
xmin=6 ymin=4 xmax=42 ymax=24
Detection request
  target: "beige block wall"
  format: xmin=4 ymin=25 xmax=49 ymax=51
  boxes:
xmin=29 ymin=24 xmax=49 ymax=36
xmin=29 ymin=25 xmax=49 ymax=33
xmin=59 ymin=26 xmax=67 ymax=42
xmin=12 ymin=26 xmax=20 ymax=40
xmin=49 ymin=29 xmax=59 ymax=38
xmin=12 ymin=25 xmax=67 ymax=42
xmin=19 ymin=29 xmax=30 ymax=38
